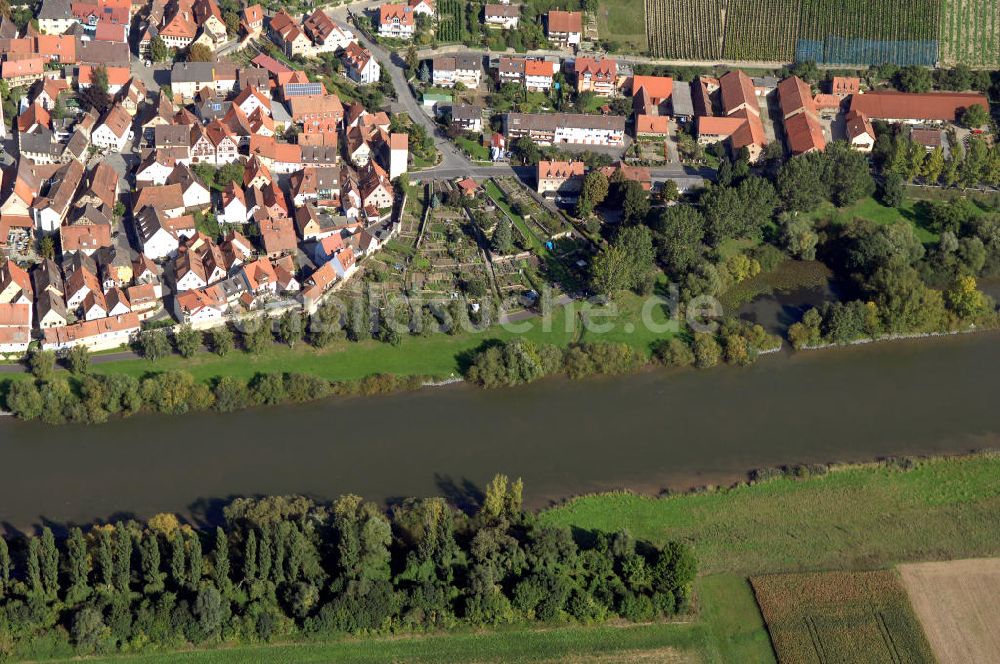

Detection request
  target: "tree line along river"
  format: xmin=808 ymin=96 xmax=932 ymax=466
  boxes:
xmin=1 ymin=324 xmax=999 ymax=530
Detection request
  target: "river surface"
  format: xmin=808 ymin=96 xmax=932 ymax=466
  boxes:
xmin=1 ymin=326 xmax=999 ymax=530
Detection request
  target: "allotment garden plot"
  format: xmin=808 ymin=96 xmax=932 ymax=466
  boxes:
xmin=409 ymin=199 xmax=490 ymax=299
xmin=751 ymin=570 xmax=935 ymax=664
xmin=485 ymin=178 xmax=589 ymax=294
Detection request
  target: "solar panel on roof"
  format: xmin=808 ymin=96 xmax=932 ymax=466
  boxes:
xmin=284 ymin=83 xmax=324 ymax=97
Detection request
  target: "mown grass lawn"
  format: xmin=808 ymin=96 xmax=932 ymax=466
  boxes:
xmin=695 ymin=575 xmax=777 ymax=663
xmin=84 ymin=292 xmax=678 ymax=385
xmin=541 ymin=455 xmax=1000 ymax=575
xmin=65 ymin=621 xmax=708 ymax=664
xmin=88 ymin=305 xmax=580 ymax=385
xmin=597 ymin=0 xmax=647 ymax=52
xmin=808 ymin=196 xmax=941 ymax=244
xmin=576 ymin=289 xmax=679 ymax=352
xmin=455 ymin=135 xmax=490 ymax=161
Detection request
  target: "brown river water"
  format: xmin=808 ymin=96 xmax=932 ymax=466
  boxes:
xmin=0 ymin=325 xmax=998 ymax=530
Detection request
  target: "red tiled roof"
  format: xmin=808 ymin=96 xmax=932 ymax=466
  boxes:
xmin=524 ymin=59 xmax=553 ymax=77
xmin=729 ymin=109 xmax=766 ymax=151
xmin=849 ymin=91 xmax=989 ymax=123
xmin=813 ymin=94 xmax=841 ymax=110
xmin=636 ymin=114 xmax=670 ymax=135
xmin=831 ymin=76 xmax=860 ymax=96
xmin=251 ymin=53 xmax=292 ymax=75
xmin=632 ymin=75 xmax=672 ymax=101
xmin=537 ymin=160 xmax=584 ymax=180
xmin=574 ymin=57 xmax=617 ymax=79
xmin=845 ymin=110 xmax=875 ymax=141
xmin=777 ymin=76 xmax=816 ymax=118
xmin=61 ymin=223 xmax=112 ymax=253
xmin=784 ymin=112 xmax=826 ymax=155
xmin=719 ymin=70 xmax=759 ymax=116
xmin=35 ymin=35 xmax=76 ymax=61
xmin=79 ymin=64 xmax=131 ymax=87
xmin=379 ymin=4 xmax=414 ymax=26
xmin=546 ymin=10 xmax=581 ymax=33
xmin=94 ymin=19 xmax=127 ymax=42
xmin=697 ymin=116 xmax=745 ymax=137
xmin=2 ymin=57 xmax=44 ymax=79
xmin=43 ymin=313 xmax=139 ymax=346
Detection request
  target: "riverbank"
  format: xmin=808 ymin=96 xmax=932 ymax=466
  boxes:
xmin=31 ymin=453 xmax=1000 ymax=664
xmin=3 ymin=326 xmax=1000 ymax=528
xmin=541 ymin=452 xmax=1000 ymax=575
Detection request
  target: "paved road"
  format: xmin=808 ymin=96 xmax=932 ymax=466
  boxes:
xmin=412 ymin=162 xmax=711 ymax=188
xmin=0 ymin=348 xmax=146 ymax=374
xmin=321 ymin=7 xmax=715 ymax=190
xmin=411 ymin=44 xmax=801 ymax=72
xmin=326 ymin=3 xmax=472 ymax=175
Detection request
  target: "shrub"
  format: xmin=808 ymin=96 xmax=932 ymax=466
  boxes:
xmin=284 ymin=373 xmax=331 ymax=403
xmin=174 ymin=325 xmax=202 ymax=358
xmin=692 ymin=333 xmax=721 ymax=368
xmin=465 ymin=339 xmax=552 ymax=388
xmin=562 ymin=342 xmax=639 ymax=380
xmin=141 ymin=371 xmax=214 ymax=414
xmin=209 ymin=326 xmax=234 ymax=356
xmin=250 ymin=373 xmax=286 ymax=405
xmin=28 ymin=349 xmax=57 ymax=381
xmin=652 ymin=338 xmax=694 ymax=367
xmin=5 ymin=379 xmax=43 ymax=420
xmin=65 ymin=346 xmax=90 ymax=375
xmin=136 ymin=329 xmax=171 ymax=361
xmin=214 ymin=376 xmax=250 ymax=413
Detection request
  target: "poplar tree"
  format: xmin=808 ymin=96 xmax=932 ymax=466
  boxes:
xmin=169 ymin=532 xmax=186 ymax=590
xmin=40 ymin=528 xmax=59 ymax=598
xmin=66 ymin=528 xmax=91 ymax=605
xmin=257 ymin=530 xmax=272 ymax=587
xmin=272 ymin=524 xmax=287 ymax=585
xmin=212 ymin=527 xmax=231 ymax=595
xmin=26 ymin=537 xmax=42 ymax=596
xmin=97 ymin=529 xmax=114 ymax=590
xmin=187 ymin=533 xmax=203 ymax=592
xmin=140 ymin=533 xmax=164 ymax=594
xmin=113 ymin=526 xmax=132 ymax=594
xmin=0 ymin=537 xmax=10 ymax=599
xmin=243 ymin=530 xmax=257 ymax=585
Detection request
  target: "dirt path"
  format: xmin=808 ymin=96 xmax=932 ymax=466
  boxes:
xmin=898 ymin=558 xmax=1000 ymax=664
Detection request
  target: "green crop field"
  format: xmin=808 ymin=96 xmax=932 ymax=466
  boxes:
xmin=751 ymin=571 xmax=935 ymax=664
xmin=940 ymin=0 xmax=1000 ymax=66
xmin=645 ymin=0 xmax=723 ymax=59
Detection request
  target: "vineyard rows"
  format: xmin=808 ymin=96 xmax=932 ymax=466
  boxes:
xmin=437 ymin=0 xmax=464 ymax=43
xmin=644 ymin=0 xmax=723 ymax=59
xmin=940 ymin=0 xmax=1000 ymax=66
xmin=647 ymin=0 xmax=980 ymax=66
xmin=722 ymin=0 xmax=800 ymax=61
xmin=797 ymin=0 xmax=942 ymax=65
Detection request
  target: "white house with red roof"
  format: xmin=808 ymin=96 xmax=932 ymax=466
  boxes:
xmin=341 ymin=42 xmax=380 ymax=85
xmin=377 ymin=4 xmax=415 ymax=39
